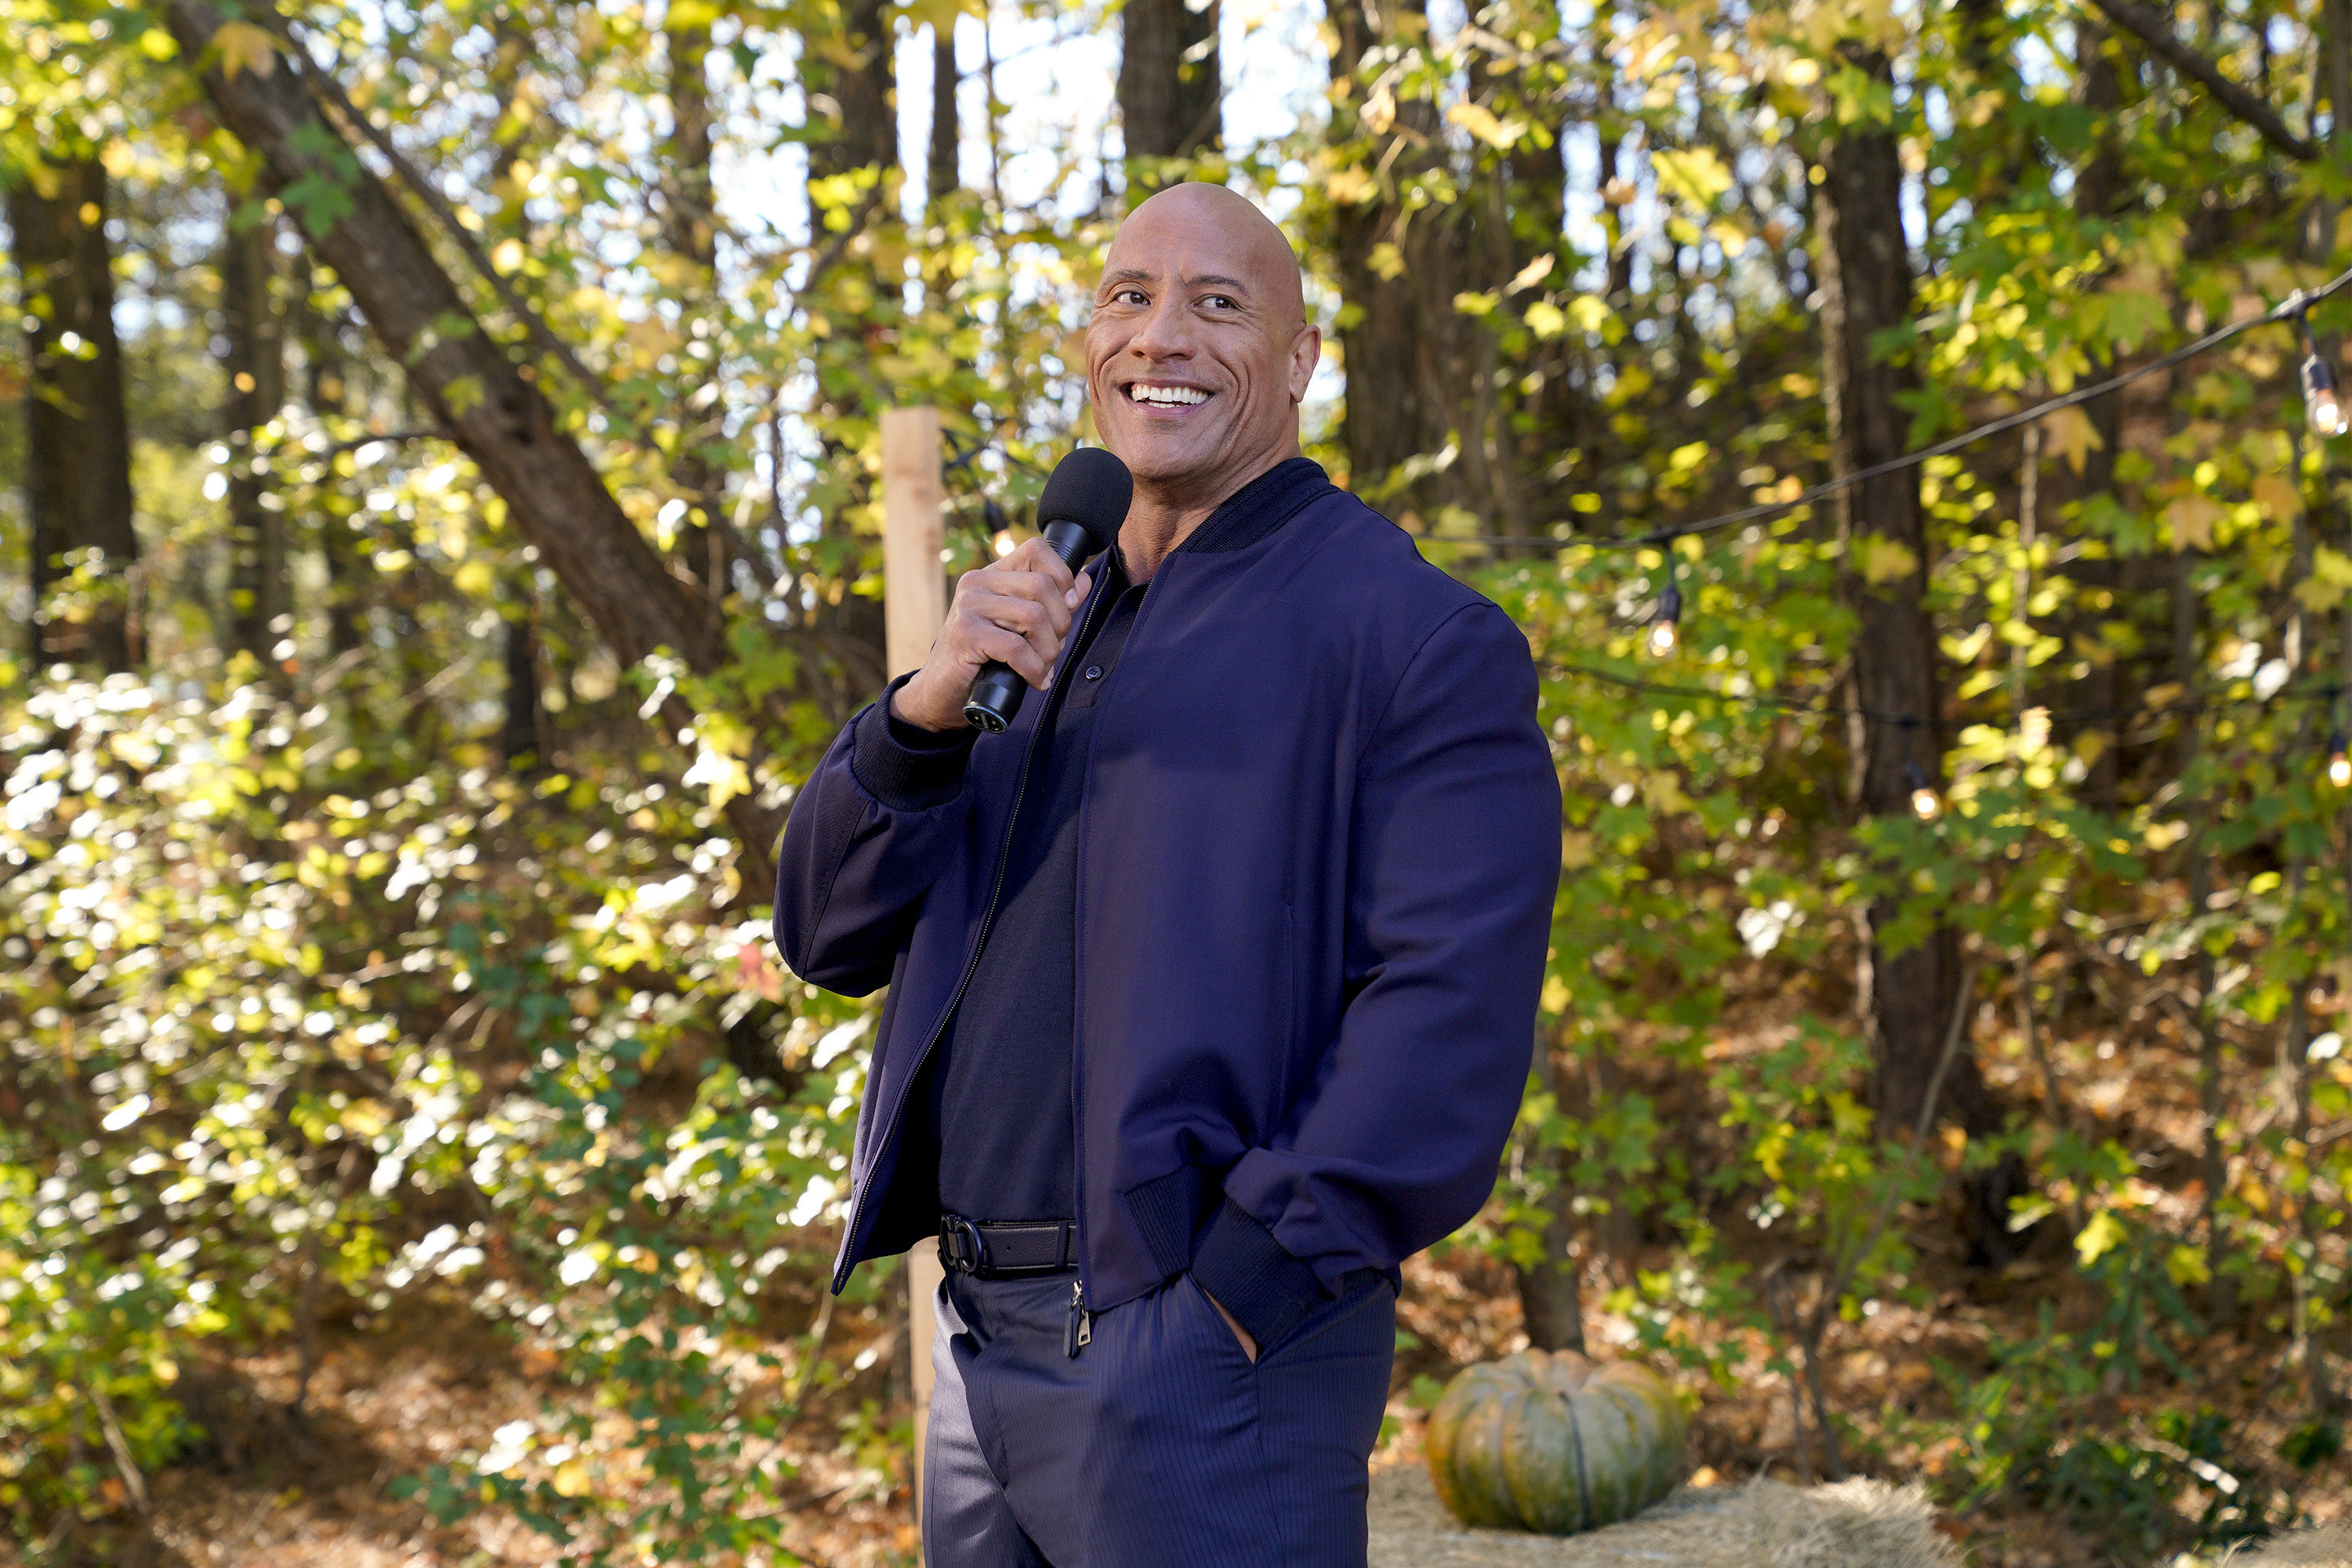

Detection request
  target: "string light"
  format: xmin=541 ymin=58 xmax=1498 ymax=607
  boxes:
xmin=2293 ymin=299 xmax=2349 ymax=438
xmin=1646 ymin=578 xmax=1682 ymax=659
xmin=1907 ymin=762 xmax=1944 ymax=822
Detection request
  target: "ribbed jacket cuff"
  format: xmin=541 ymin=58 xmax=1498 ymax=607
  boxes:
xmin=1189 ymin=1197 xmax=1327 ymax=1352
xmin=850 ymin=675 xmax=976 ymax=811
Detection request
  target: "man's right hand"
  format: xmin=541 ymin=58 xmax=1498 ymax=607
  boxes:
xmin=891 ymin=537 xmax=1095 ymax=732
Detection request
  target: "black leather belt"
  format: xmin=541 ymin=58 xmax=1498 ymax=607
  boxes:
xmin=938 ymin=1214 xmax=1078 ymax=1278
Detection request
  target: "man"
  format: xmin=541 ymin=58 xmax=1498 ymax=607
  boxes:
xmin=772 ymin=183 xmax=1559 ymax=1566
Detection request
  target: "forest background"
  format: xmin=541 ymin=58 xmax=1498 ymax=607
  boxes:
xmin=5 ymin=0 xmax=2352 ymax=1560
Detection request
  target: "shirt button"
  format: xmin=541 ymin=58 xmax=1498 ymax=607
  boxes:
xmin=1083 ymin=666 xmax=1104 ymax=681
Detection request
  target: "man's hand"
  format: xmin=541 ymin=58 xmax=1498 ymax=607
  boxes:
xmin=891 ymin=538 xmax=1094 ymax=732
xmin=1200 ymin=1285 xmax=1258 ymax=1363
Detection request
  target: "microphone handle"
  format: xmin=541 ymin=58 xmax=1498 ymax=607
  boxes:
xmin=963 ymin=521 xmax=1102 ymax=734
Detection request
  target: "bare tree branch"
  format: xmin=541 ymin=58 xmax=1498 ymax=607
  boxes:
xmin=2083 ymin=0 xmax=2319 ymax=160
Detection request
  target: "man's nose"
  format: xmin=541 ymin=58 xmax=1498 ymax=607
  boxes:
xmin=1127 ymin=294 xmax=1192 ymax=359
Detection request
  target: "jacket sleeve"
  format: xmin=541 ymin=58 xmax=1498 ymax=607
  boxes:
xmin=1192 ymin=603 xmax=1560 ymax=1347
xmin=771 ymin=674 xmax=979 ymax=996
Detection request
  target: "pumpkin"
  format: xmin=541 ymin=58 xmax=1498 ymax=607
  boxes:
xmin=1423 ymin=1349 xmax=1689 ymax=1534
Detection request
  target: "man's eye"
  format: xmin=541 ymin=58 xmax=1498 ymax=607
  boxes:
xmin=1116 ymin=289 xmax=1149 ymax=305
xmin=1203 ymin=295 xmax=1236 ymax=310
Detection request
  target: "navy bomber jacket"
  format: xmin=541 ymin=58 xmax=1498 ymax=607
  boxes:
xmin=771 ymin=459 xmax=1563 ymax=1351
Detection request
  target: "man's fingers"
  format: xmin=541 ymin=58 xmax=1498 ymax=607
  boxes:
xmin=1004 ymin=536 xmax=1077 ymax=593
xmin=969 ymin=586 xmax=1048 ymax=635
xmin=967 ymin=621 xmax=1049 ymax=688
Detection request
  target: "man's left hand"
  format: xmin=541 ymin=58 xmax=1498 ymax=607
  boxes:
xmin=1200 ymin=1286 xmax=1258 ymax=1363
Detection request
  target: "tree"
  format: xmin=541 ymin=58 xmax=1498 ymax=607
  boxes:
xmin=160 ymin=0 xmax=782 ymax=877
xmin=9 ymin=158 xmax=140 ymax=671
xmin=930 ymin=17 xmax=959 ymax=209
xmin=221 ymin=201 xmax=286 ymax=664
xmin=1813 ymin=46 xmax=2015 ymax=1256
xmin=1118 ymin=0 xmax=1220 ymax=174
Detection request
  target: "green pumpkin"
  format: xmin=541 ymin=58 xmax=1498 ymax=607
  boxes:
xmin=1424 ymin=1349 xmax=1689 ymax=1534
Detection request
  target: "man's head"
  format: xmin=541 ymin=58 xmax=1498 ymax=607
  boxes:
xmin=1085 ymin=183 xmax=1318 ymax=509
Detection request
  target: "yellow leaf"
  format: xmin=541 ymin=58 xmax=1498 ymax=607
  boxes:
xmin=1324 ymin=167 xmax=1373 ymax=206
xmin=1652 ymin=148 xmax=1733 ymax=210
xmin=553 ymin=1459 xmax=592 ymax=1497
xmin=2165 ymin=493 xmax=2222 ymax=550
xmin=1861 ymin=535 xmax=1918 ymax=585
xmin=442 ymin=374 xmax=486 ymax=418
xmin=2040 ymin=405 xmax=2103 ymax=476
xmin=1560 ymin=830 xmax=1595 ymax=869
xmin=2074 ymin=1209 xmax=2126 ymax=1266
xmin=491 ymin=238 xmax=526 ymax=274
xmin=210 ymin=20 xmax=279 ymax=79
xmin=1507 ymin=253 xmax=1555 ymax=294
xmin=2297 ymin=546 xmax=2352 ymax=612
xmin=1524 ymin=301 xmax=1567 ymax=339
xmin=1453 ymin=290 xmax=1499 ymax=316
xmin=2252 ymin=472 xmax=2300 ymax=518
xmin=1539 ymin=976 xmax=1571 ymax=1014
xmin=1368 ymin=242 xmax=1404 ymax=282
xmin=1446 ymin=100 xmax=1526 ymax=149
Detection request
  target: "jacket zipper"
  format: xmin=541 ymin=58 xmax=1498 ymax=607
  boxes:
xmin=833 ymin=572 xmax=1121 ymax=1292
xmin=1065 ymin=564 xmax=1166 ymax=1351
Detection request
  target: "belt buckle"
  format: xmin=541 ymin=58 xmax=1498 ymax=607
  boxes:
xmin=938 ymin=1215 xmax=987 ymax=1275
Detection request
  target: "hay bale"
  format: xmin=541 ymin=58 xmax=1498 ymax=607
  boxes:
xmin=2223 ymin=1526 xmax=2352 ymax=1566
xmin=1367 ymin=1462 xmax=1960 ymax=1568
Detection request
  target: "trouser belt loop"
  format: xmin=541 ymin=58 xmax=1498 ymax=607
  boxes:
xmin=937 ymin=1214 xmax=1078 ymax=1278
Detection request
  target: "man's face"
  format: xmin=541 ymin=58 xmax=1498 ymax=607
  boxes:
xmin=1084 ymin=187 xmax=1318 ymax=503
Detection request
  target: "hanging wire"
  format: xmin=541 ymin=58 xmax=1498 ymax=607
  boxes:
xmin=1454 ymin=267 xmax=2352 ymax=553
xmin=1548 ymin=661 xmax=2339 ymax=728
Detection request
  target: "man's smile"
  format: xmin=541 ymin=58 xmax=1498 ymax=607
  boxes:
xmin=1124 ymin=381 xmax=1215 ymax=408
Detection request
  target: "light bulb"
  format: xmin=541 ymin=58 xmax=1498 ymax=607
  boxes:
xmin=2305 ymin=354 xmax=2349 ymax=437
xmin=2331 ymin=745 xmax=2350 ymax=789
xmin=1905 ymin=761 xmax=1942 ymax=822
xmin=1647 ymin=580 xmax=1682 ymax=659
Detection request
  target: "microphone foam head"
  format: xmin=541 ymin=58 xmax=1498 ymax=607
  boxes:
xmin=1037 ymin=447 xmax=1134 ymax=550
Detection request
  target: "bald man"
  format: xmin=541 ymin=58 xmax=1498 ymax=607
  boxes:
xmin=774 ymin=183 xmax=1560 ymax=1566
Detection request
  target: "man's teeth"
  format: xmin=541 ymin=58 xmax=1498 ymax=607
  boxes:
xmin=1128 ymin=384 xmax=1208 ymax=405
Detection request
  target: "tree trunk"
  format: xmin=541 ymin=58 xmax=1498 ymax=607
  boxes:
xmin=222 ymin=205 xmax=289 ymax=666
xmin=9 ymin=158 xmax=140 ymax=672
xmin=808 ymin=0 xmax=898 ymax=183
xmin=1816 ymin=49 xmax=2011 ymax=1252
xmin=1326 ymin=0 xmax=1461 ymax=516
xmin=1119 ymin=0 xmax=1221 ymax=175
xmin=1514 ymin=1025 xmax=1585 ymax=1354
xmin=660 ymin=19 xmax=716 ymax=271
xmin=162 ymin=0 xmax=782 ymax=880
xmin=930 ymin=22 xmax=960 ymax=207
xmin=660 ymin=13 xmax=728 ymax=608
xmin=797 ymin=0 xmax=897 ymax=716
xmin=299 ymin=306 xmax=368 ymax=659
xmin=2060 ymin=22 xmax=2125 ymax=807
xmin=502 ymin=579 xmax=545 ymax=772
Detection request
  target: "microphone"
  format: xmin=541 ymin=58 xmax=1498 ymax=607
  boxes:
xmin=964 ymin=447 xmax=1133 ymax=733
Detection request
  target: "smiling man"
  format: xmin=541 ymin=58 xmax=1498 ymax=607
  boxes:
xmin=772 ymin=183 xmax=1561 ymax=1567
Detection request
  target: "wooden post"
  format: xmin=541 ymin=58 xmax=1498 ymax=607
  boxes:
xmin=880 ymin=406 xmax=948 ymax=1541
xmin=884 ymin=408 xmax=949 ymax=681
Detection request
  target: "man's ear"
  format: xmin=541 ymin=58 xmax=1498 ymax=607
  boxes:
xmin=1288 ymin=325 xmax=1320 ymax=405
